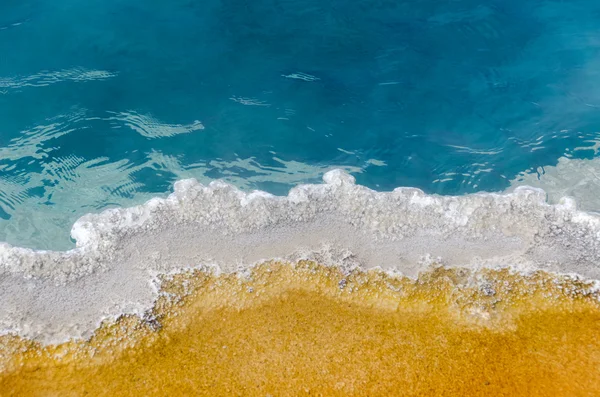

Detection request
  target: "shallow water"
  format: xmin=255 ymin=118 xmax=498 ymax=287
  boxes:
xmin=4 ymin=0 xmax=600 ymax=249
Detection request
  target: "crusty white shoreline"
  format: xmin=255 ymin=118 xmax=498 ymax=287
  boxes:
xmin=1 ymin=169 xmax=600 ymax=344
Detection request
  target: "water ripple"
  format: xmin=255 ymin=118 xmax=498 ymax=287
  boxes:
xmin=107 ymin=111 xmax=204 ymax=139
xmin=0 ymin=68 xmax=116 ymax=92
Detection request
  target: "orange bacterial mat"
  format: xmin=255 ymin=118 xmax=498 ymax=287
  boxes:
xmin=1 ymin=262 xmax=599 ymax=396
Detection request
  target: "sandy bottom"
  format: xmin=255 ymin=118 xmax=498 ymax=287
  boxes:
xmin=1 ymin=261 xmax=600 ymax=396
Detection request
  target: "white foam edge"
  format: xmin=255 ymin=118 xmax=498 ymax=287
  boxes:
xmin=2 ymin=169 xmax=600 ymax=344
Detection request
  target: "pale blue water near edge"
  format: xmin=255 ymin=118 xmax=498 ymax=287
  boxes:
xmin=2 ymin=0 xmax=600 ymax=249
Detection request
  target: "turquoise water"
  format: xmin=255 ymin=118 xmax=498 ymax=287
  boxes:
xmin=2 ymin=0 xmax=600 ymax=249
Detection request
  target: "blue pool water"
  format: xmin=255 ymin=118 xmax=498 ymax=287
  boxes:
xmin=2 ymin=0 xmax=600 ymax=249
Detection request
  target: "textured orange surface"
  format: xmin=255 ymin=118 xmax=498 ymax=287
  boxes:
xmin=1 ymin=262 xmax=599 ymax=396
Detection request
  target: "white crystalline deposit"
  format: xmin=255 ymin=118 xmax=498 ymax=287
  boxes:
xmin=1 ymin=169 xmax=600 ymax=343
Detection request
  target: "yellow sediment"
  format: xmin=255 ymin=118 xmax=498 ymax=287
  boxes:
xmin=1 ymin=261 xmax=600 ymax=396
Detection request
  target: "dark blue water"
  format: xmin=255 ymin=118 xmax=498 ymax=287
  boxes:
xmin=2 ymin=0 xmax=600 ymax=248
